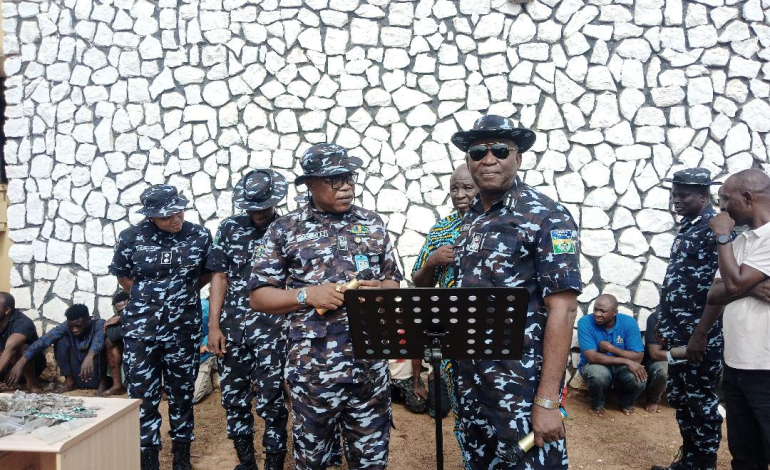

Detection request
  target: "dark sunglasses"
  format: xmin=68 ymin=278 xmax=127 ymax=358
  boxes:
xmin=323 ymin=172 xmax=358 ymax=190
xmin=467 ymin=143 xmax=517 ymax=162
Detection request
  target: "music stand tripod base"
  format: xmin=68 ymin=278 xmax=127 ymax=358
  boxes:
xmin=345 ymin=287 xmax=530 ymax=470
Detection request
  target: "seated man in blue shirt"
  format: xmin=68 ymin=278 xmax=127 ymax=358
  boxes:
xmin=578 ymin=294 xmax=647 ymax=416
xmin=9 ymin=304 xmax=108 ymax=394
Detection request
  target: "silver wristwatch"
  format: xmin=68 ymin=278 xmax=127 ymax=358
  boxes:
xmin=296 ymin=287 xmax=308 ymax=306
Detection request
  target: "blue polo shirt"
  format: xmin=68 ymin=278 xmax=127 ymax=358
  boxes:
xmin=577 ymin=313 xmax=644 ymax=371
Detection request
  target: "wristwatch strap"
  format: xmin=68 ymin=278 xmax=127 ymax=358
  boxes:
xmin=533 ymin=395 xmax=560 ymax=410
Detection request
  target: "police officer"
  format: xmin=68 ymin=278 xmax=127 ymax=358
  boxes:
xmin=249 ymin=143 xmax=403 ymax=470
xmin=450 ymin=115 xmax=582 ymax=469
xmin=651 ymin=169 xmax=725 ymax=470
xmin=206 ymin=169 xmax=289 ymax=470
xmin=109 ymin=185 xmax=212 ymax=470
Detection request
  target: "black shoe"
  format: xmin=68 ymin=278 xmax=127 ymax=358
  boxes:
xmin=172 ymin=441 xmax=193 ymax=470
xmin=141 ymin=448 xmax=160 ymax=470
xmin=650 ymin=461 xmax=687 ymax=470
xmin=233 ymin=436 xmax=258 ymax=470
xmin=264 ymin=451 xmax=286 ymax=470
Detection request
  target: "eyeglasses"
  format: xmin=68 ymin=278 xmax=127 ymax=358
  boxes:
xmin=323 ymin=173 xmax=358 ymax=190
xmin=467 ymin=143 xmax=518 ymax=162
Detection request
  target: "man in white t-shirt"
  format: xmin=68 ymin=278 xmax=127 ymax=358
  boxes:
xmin=691 ymin=169 xmax=770 ymax=470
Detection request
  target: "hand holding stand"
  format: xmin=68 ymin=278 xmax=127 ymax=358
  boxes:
xmin=345 ymin=287 xmax=530 ymax=470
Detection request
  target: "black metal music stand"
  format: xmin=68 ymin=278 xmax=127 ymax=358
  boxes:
xmin=345 ymin=287 xmax=530 ymax=470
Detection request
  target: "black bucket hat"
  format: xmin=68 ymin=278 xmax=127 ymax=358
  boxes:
xmin=233 ymin=169 xmax=288 ymax=212
xmin=663 ymin=168 xmax=720 ymax=186
xmin=137 ymin=185 xmax=189 ymax=217
xmin=451 ymin=115 xmax=536 ymax=153
xmin=294 ymin=143 xmax=362 ymax=186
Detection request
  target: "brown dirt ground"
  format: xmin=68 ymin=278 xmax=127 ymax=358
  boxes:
xmin=3 ymin=371 xmax=732 ymax=470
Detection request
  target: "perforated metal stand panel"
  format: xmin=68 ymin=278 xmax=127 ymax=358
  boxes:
xmin=345 ymin=287 xmax=530 ymax=360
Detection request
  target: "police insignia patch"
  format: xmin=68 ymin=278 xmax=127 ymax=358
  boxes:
xmin=551 ymin=230 xmax=576 ymax=255
xmin=256 ymin=245 xmax=265 ymax=257
xmin=350 ymin=225 xmax=370 ymax=234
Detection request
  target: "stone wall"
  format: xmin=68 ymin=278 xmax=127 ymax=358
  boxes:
xmin=3 ymin=0 xmax=770 ymax=377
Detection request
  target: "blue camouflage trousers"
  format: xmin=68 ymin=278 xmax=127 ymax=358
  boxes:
xmin=667 ymin=358 xmax=723 ymax=468
xmin=290 ymin=371 xmax=391 ymax=470
xmin=124 ymin=338 xmax=199 ymax=449
xmin=54 ymin=337 xmax=107 ymax=390
xmin=218 ymin=341 xmax=289 ymax=454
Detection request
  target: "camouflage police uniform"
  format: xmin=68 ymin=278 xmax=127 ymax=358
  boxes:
xmin=451 ymin=117 xmax=582 ymax=470
xmin=657 ymin=169 xmax=726 ymax=470
xmin=206 ymin=169 xmax=290 ymax=469
xmin=249 ymin=144 xmax=403 ymax=470
xmin=109 ymin=185 xmax=212 ymax=469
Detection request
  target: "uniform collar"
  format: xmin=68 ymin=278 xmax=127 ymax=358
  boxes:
xmin=300 ymin=201 xmax=365 ymax=225
xmin=468 ymin=177 xmax=524 ymax=215
xmin=748 ymin=220 xmax=770 ymax=239
xmin=679 ymin=205 xmax=716 ymax=227
xmin=140 ymin=219 xmax=192 ymax=239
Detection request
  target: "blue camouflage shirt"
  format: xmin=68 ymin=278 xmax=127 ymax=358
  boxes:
xmin=249 ymin=202 xmax=403 ymax=384
xmin=109 ymin=220 xmax=212 ymax=342
xmin=207 ymin=214 xmax=287 ymax=349
xmin=658 ymin=206 xmax=725 ymax=357
xmin=453 ymin=178 xmax=582 ymax=462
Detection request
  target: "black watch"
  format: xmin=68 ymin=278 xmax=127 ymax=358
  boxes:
xmin=716 ymin=234 xmax=731 ymax=245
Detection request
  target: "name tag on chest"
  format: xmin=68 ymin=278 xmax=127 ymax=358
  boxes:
xmin=296 ymin=230 xmax=329 ymax=243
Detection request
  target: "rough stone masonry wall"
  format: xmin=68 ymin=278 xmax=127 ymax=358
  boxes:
xmin=3 ymin=0 xmax=770 ymax=379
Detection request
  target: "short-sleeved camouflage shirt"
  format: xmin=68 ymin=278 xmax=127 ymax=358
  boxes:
xmin=249 ymin=202 xmax=403 ymax=384
xmin=206 ymin=214 xmax=287 ymax=348
xmin=453 ymin=178 xmax=582 ymax=450
xmin=109 ymin=220 xmax=212 ymax=342
xmin=658 ymin=206 xmax=724 ymax=356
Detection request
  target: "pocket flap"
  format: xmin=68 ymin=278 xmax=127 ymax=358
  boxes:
xmin=289 ymin=321 xmax=327 ymax=340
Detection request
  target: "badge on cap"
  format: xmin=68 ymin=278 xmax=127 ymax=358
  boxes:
xmin=338 ymin=236 xmax=348 ymax=251
xmin=467 ymin=233 xmax=484 ymax=253
xmin=351 ymin=225 xmax=370 ymax=235
xmin=161 ymin=251 xmax=173 ymax=265
xmin=551 ymin=230 xmax=576 ymax=255
xmin=354 ymin=254 xmax=370 ymax=272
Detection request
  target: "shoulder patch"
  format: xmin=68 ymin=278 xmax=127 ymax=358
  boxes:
xmin=551 ymin=229 xmax=577 ymax=255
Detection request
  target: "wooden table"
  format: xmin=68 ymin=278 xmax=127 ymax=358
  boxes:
xmin=0 ymin=395 xmax=141 ymax=470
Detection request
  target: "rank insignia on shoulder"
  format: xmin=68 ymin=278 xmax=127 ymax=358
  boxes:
xmin=161 ymin=251 xmax=173 ymax=265
xmin=350 ymin=225 xmax=370 ymax=234
xmin=460 ymin=224 xmax=471 ymax=232
xmin=550 ymin=230 xmax=577 ymax=255
xmin=338 ymin=236 xmax=348 ymax=251
xmin=354 ymin=254 xmax=370 ymax=271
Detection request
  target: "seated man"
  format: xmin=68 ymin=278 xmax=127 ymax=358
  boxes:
xmin=389 ymin=359 xmax=449 ymax=418
xmin=9 ymin=304 xmax=108 ymax=394
xmin=102 ymin=291 xmax=129 ymax=396
xmin=643 ymin=310 xmax=668 ymax=413
xmin=0 ymin=292 xmax=44 ymax=392
xmin=578 ymin=294 xmax=647 ymax=415
xmin=389 ymin=359 xmax=428 ymax=414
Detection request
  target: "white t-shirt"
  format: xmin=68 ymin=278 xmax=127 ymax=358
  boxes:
xmin=720 ymin=221 xmax=770 ymax=370
xmin=388 ymin=359 xmax=413 ymax=380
